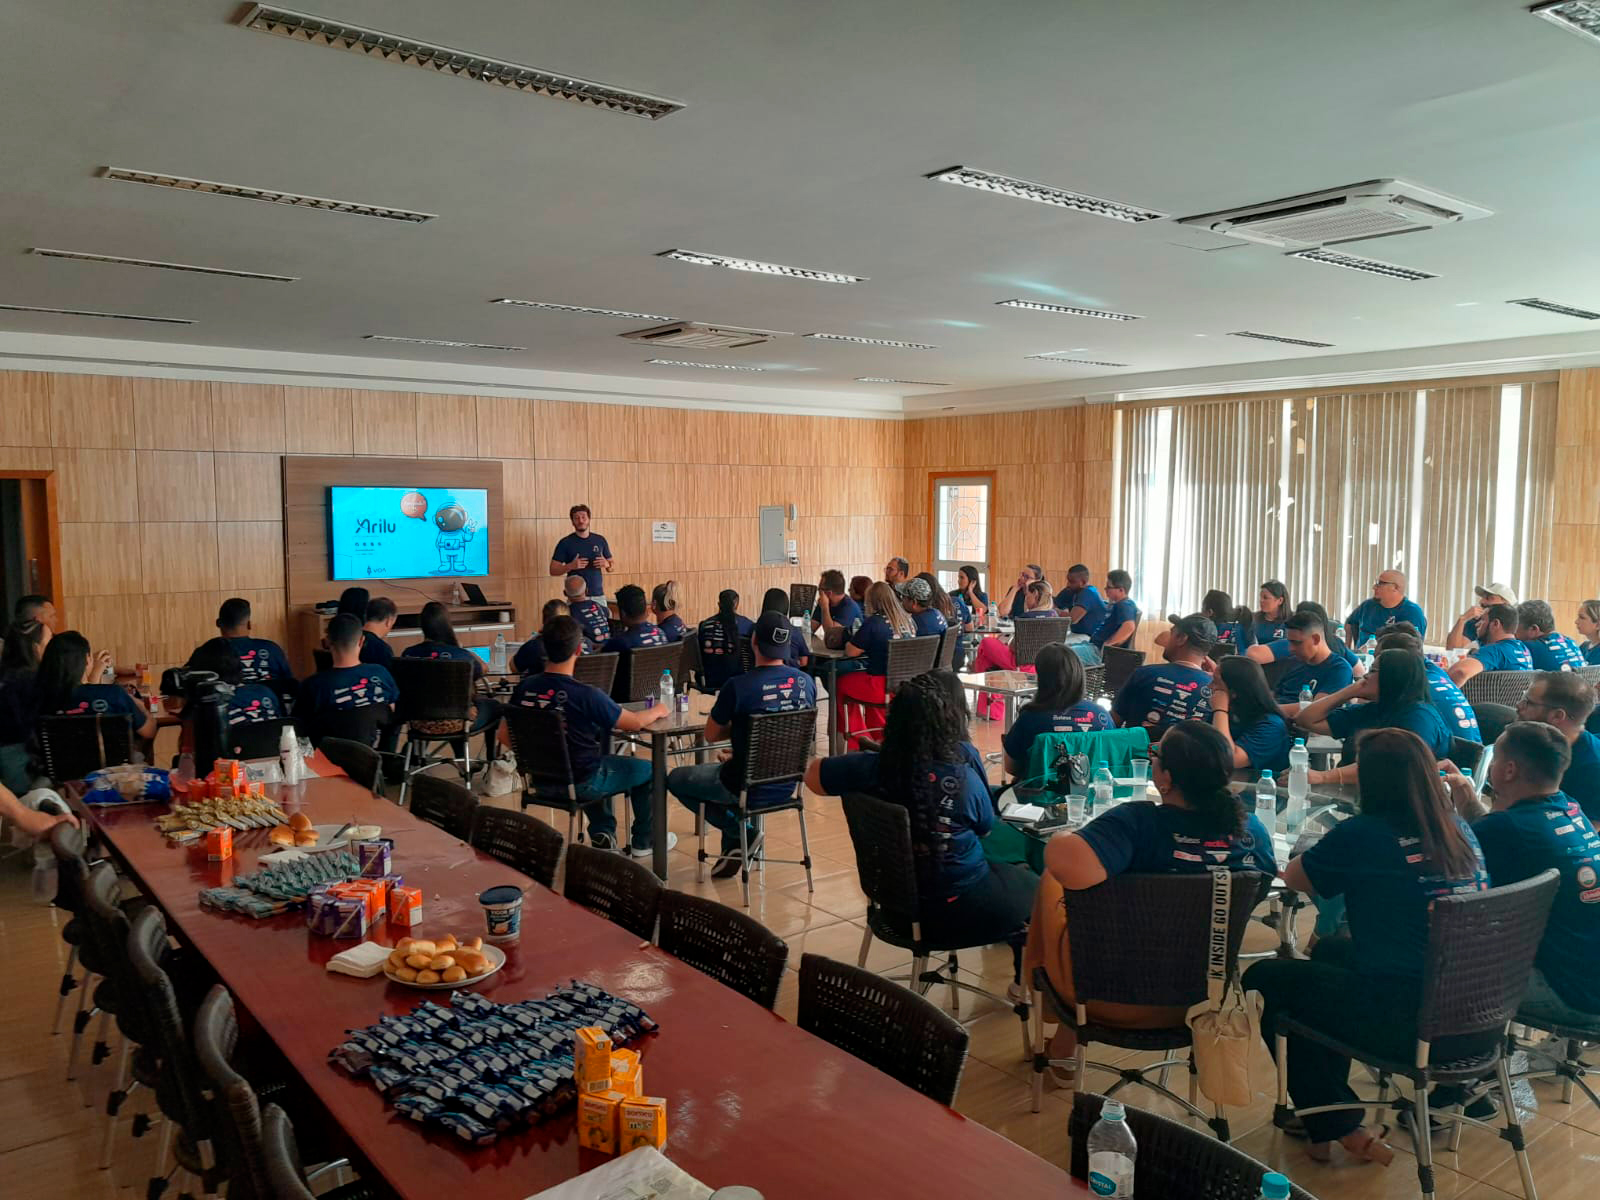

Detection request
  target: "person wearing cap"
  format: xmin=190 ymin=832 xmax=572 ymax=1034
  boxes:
xmin=1054 ymin=564 xmax=1108 ymax=636
xmin=1344 ymin=570 xmax=1428 ymax=646
xmin=897 ymin=577 xmax=947 ymax=637
xmin=1446 ymin=583 xmax=1518 ymax=650
xmin=1517 ymin=600 xmax=1588 ymax=672
xmin=1111 ymin=613 xmax=1214 ymax=733
xmin=1448 ymin=603 xmax=1532 ymax=685
xmin=666 ymin=611 xmax=817 ymax=879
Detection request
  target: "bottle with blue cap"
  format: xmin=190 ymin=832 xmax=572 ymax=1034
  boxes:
xmin=1260 ymin=1171 xmax=1292 ymax=1200
xmin=1255 ymin=770 xmax=1276 ymax=828
xmin=1086 ymin=1099 xmax=1137 ymax=1197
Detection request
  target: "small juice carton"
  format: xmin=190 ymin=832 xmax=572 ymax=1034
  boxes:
xmin=205 ymin=826 xmax=233 ymax=862
xmin=573 ymin=1027 xmax=613 ymax=1095
xmin=577 ymin=1089 xmax=627 ymax=1155
xmin=610 ymin=1049 xmax=642 ymax=1098
xmin=388 ymin=885 xmax=423 ymax=926
xmin=618 ymin=1096 xmax=668 ymax=1152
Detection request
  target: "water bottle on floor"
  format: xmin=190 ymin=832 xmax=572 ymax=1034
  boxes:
xmin=1086 ymin=1099 xmax=1137 ymax=1197
xmin=1260 ymin=1172 xmax=1292 ymax=1200
xmin=1286 ymin=739 xmax=1309 ymax=835
xmin=1092 ymin=766 xmax=1114 ymax=814
xmin=659 ymin=669 xmax=674 ymax=714
xmin=1255 ymin=769 xmax=1276 ymax=828
xmin=491 ymin=632 xmax=507 ymax=674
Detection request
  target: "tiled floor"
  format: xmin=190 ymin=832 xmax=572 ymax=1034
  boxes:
xmin=3 ymin=711 xmax=1597 ymax=1199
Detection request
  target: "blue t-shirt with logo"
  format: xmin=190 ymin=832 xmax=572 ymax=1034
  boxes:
xmin=911 ymin=608 xmax=947 ymax=637
xmin=295 ymin=665 xmax=398 ymax=716
xmin=1301 ymin=813 xmax=1487 ymax=979
xmin=1474 ymin=793 xmax=1600 ymax=1013
xmin=402 ymin=639 xmax=485 ymax=679
xmin=1586 ymin=642 xmax=1600 ymax=667
xmin=1212 ymin=621 xmax=1254 ymax=652
xmin=512 ymin=635 xmax=547 ymax=676
xmin=1112 ymin=664 xmax=1212 ymax=731
xmin=1232 ymin=712 xmax=1292 ymax=772
xmin=1346 ymin=597 xmax=1428 ymax=643
xmin=711 ymin=665 xmax=816 ymax=806
xmin=697 ymin=615 xmax=754 ymax=690
xmin=359 ymin=630 xmax=393 ymax=666
xmin=1077 ymin=800 xmax=1277 ymax=878
xmin=1054 ymin=585 xmax=1108 ymax=637
xmin=508 ymin=672 xmax=621 ymax=782
xmin=56 ymin=684 xmax=144 ymax=720
xmin=819 ymin=595 xmax=864 ymax=634
xmin=1275 ymin=653 xmax=1355 ymax=704
xmin=1254 ymin=618 xmax=1287 ymax=646
xmin=1091 ymin=599 xmax=1140 ymax=648
xmin=1526 ymin=633 xmax=1586 ymax=672
xmin=602 ymin=622 xmax=668 ymax=653
xmin=227 ymin=684 xmax=283 ymax=727
xmin=225 ymin=636 xmax=294 ymax=684
xmin=1471 ymin=638 xmax=1533 ymax=672
xmin=1424 ymin=662 xmax=1481 ymax=742
xmin=569 ymin=598 xmax=611 ymax=645
xmin=818 ymin=751 xmax=993 ymax=901
xmin=552 ymin=532 xmax=613 ymax=599
xmin=658 ymin=614 xmax=688 ymax=644
xmin=1564 ymin=731 xmax=1600 ymax=823
xmin=1002 ymin=701 xmax=1112 ymax=765
xmin=1268 ymin=637 xmax=1357 ymax=668
xmin=1325 ymin=699 xmax=1453 ymax=759
xmin=849 ymin=614 xmax=897 ymax=675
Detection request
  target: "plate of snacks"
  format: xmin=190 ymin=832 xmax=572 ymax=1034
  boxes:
xmin=266 ymin=813 xmax=356 ymax=851
xmin=383 ymin=935 xmax=504 ymax=989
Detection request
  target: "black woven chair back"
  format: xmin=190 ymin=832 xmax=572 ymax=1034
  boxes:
xmin=729 ymin=706 xmax=816 ymax=795
xmin=935 ymin=628 xmax=959 ymax=671
xmin=679 ymin=634 xmax=705 ymax=689
xmin=194 ymin=984 xmax=272 ymax=1197
xmin=1260 ymin=655 xmax=1291 ymax=692
xmin=389 ymin=657 xmax=474 ymax=724
xmin=1460 ymin=669 xmax=1534 ymax=708
xmin=789 ymin=583 xmax=818 ymax=619
xmin=82 ymin=861 xmax=141 ymax=1029
xmin=48 ymin=819 xmax=91 ymax=917
xmin=1083 ymin=663 xmax=1108 ymax=699
xmin=657 ymin=890 xmax=788 ymax=1010
xmin=260 ymin=1104 xmax=317 ymax=1200
xmin=840 ymin=790 xmax=921 ymax=922
xmin=469 ymin=806 xmax=563 ymax=887
xmin=564 ymin=842 xmax=663 ymax=940
xmin=224 ymin=717 xmax=291 ymax=761
xmin=504 ymin=706 xmax=578 ymax=793
xmin=1069 ymin=1093 xmax=1317 ymax=1200
xmin=318 ymin=736 xmax=383 ymax=792
xmin=409 ymin=773 xmax=478 ymax=840
xmin=620 ymin=641 xmax=687 ymax=703
xmin=1449 ymin=736 xmax=1485 ymax=776
xmin=299 ymin=705 xmax=387 ymax=751
xmin=127 ymin=906 xmax=213 ymax=1143
xmin=884 ymin=635 xmax=941 ymax=696
xmin=1416 ymin=869 xmax=1557 ymax=1044
xmin=37 ymin=714 xmax=134 ymax=785
xmin=1012 ymin=617 xmax=1074 ymax=668
xmin=1472 ymin=702 xmax=1518 ymax=745
xmin=572 ymin=651 xmax=620 ymax=693
xmin=1102 ymin=645 xmax=1146 ymax=695
xmin=797 ymin=953 xmax=968 ymax=1105
xmin=1063 ymin=872 xmax=1267 ymax=1009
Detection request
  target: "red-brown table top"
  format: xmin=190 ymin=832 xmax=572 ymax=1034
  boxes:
xmin=89 ymin=770 xmax=1075 ymax=1199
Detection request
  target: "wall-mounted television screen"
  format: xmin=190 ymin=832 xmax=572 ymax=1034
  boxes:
xmin=328 ymin=486 xmax=489 ymax=581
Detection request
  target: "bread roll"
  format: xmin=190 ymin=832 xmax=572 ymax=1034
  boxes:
xmin=416 ymin=969 xmax=441 ymax=984
xmin=441 ymin=966 xmax=466 ymax=983
xmin=404 ymin=953 xmax=433 ymax=971
xmin=288 ymin=811 xmax=313 ymax=832
xmin=428 ymin=955 xmax=455 ymax=971
xmin=387 ymin=949 xmax=409 ymax=970
xmin=434 ymin=934 xmax=458 ymax=953
xmin=394 ymin=965 xmax=419 ymax=982
xmin=455 ymin=950 xmax=489 ymax=975
xmin=268 ymin=827 xmax=295 ymax=846
xmin=395 ymin=938 xmax=414 ymax=954
xmin=294 ymin=829 xmax=319 ymax=846
xmin=406 ymin=940 xmax=436 ymax=959
xmin=461 ymin=936 xmax=482 ymax=952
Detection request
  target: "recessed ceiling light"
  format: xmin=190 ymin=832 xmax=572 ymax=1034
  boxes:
xmin=803 ymin=332 xmax=937 ymax=349
xmin=1024 ymin=355 xmax=1130 ymax=367
xmin=0 ymin=302 xmax=193 ymax=325
xmin=855 ymin=377 xmax=949 ymax=386
xmin=1228 ymin=330 xmax=1336 ymax=348
xmin=658 ymin=249 xmax=866 ymax=284
xmin=646 ymin=358 xmax=766 ymax=372
xmin=28 ymin=247 xmax=298 ymax=282
xmin=364 ymin=335 xmax=525 ymax=350
xmin=1531 ymin=1 xmax=1600 ymax=46
xmin=102 ymin=166 xmax=435 ymax=222
xmin=1286 ymin=248 xmax=1437 ymax=281
xmin=996 ymin=299 xmax=1141 ymax=321
xmin=1507 ymin=297 xmax=1600 ymax=320
xmin=926 ymin=166 xmax=1166 ymax=224
xmin=491 ymin=298 xmax=673 ymax=321
xmin=238 ymin=5 xmax=684 ymax=119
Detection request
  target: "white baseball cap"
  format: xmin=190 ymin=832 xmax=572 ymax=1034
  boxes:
xmin=1474 ymin=582 xmax=1519 ymax=605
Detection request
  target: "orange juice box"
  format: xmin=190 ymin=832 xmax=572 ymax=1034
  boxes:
xmin=388 ymin=885 xmax=423 ymax=926
xmin=205 ymin=826 xmax=233 ymax=861
xmin=610 ymin=1049 xmax=642 ymax=1098
xmin=577 ymin=1089 xmax=627 ymax=1154
xmin=573 ymin=1026 xmax=613 ymax=1094
xmin=618 ymin=1096 xmax=667 ymax=1152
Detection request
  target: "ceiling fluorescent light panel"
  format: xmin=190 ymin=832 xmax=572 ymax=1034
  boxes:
xmin=492 ymin=299 xmax=673 ymax=321
xmin=996 ymin=299 xmax=1141 ymax=320
xmin=29 ymin=247 xmax=297 ymax=281
xmin=364 ymin=335 xmax=525 ymax=350
xmin=927 ymin=166 xmax=1166 ymax=223
xmin=102 ymin=167 xmax=435 ymax=222
xmin=658 ymin=249 xmax=866 ymax=284
xmin=0 ymin=302 xmax=193 ymax=324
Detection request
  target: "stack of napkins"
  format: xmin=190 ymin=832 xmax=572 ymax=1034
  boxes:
xmin=326 ymin=940 xmax=393 ymax=978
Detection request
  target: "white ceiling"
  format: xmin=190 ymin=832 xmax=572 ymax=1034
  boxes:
xmin=7 ymin=0 xmax=1600 ymax=410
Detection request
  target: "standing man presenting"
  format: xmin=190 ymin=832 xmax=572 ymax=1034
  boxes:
xmin=549 ymin=504 xmax=614 ymax=603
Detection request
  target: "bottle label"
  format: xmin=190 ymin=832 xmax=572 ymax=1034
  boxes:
xmin=1088 ymin=1152 xmax=1133 ymax=1197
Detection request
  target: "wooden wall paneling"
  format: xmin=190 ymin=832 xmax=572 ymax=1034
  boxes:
xmin=501 ymin=458 xmax=540 ymax=520
xmin=211 ymin=383 xmax=287 ymax=453
xmin=533 ymin=400 xmax=590 ymax=462
xmin=586 ymin=462 xmax=634 ymax=517
xmin=214 ymin=589 xmax=289 ymax=648
xmin=475 ymin=395 xmax=538 ymax=460
xmin=350 ymin=390 xmax=419 ymax=457
xmin=54 ymin=448 xmax=140 ymax=523
xmin=142 ymin=522 xmax=221 ymax=593
xmin=214 ymin=452 xmax=284 ymax=522
xmin=503 ymin=519 xmax=541 ymax=578
xmin=216 ymin=522 xmax=286 ymax=592
xmin=143 ymin=591 xmax=220 ymax=666
xmin=132 ymin=378 xmax=213 ymax=451
xmin=530 ymin=458 xmax=589 ymax=520
xmin=0 ymin=446 xmax=54 ymax=471
xmin=1558 ymin=370 xmax=1600 ymax=446
xmin=1078 ymin=459 xmax=1114 ymax=519
xmin=1082 ymin=518 xmax=1111 ymax=575
xmin=138 ymin=451 xmax=217 ymax=522
xmin=49 ymin=374 xmax=136 ymax=449
xmin=0 ymin=372 xmax=54 ymax=446
xmin=69 ymin=595 xmax=147 ymax=666
xmin=61 ymin=522 xmax=144 ymax=597
xmin=417 ymin=393 xmax=478 ymax=459
xmin=284 ymin=388 xmax=353 ymax=454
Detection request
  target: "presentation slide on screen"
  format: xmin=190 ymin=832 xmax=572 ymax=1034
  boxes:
xmin=329 ymin=486 xmax=490 ymax=580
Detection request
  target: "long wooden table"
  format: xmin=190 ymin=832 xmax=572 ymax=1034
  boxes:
xmin=89 ymin=774 xmax=1077 ymax=1199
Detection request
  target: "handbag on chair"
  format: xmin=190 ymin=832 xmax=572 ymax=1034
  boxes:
xmin=1185 ymin=867 xmax=1257 ymax=1108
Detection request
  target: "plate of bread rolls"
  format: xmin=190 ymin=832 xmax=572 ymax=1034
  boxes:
xmin=383 ymin=934 xmax=504 ymax=989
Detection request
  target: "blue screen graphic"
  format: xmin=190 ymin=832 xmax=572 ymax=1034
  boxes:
xmin=328 ymin=486 xmax=489 ymax=581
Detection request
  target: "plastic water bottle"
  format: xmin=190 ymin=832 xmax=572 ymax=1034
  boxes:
xmin=491 ymin=632 xmax=507 ymax=674
xmin=1086 ymin=1099 xmax=1137 ymax=1198
xmin=1286 ymin=739 xmax=1309 ymax=835
xmin=659 ymin=669 xmax=674 ymax=713
xmin=279 ymin=724 xmax=302 ymax=785
xmin=1255 ymin=770 xmax=1276 ymax=827
xmin=1261 ymin=1173 xmax=1292 ymax=1200
xmin=1297 ymin=684 xmax=1314 ymax=712
xmin=1093 ymin=766 xmax=1114 ymax=814
xmin=31 ymin=842 xmax=57 ymax=905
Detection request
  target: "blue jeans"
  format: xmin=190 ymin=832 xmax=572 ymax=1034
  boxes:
xmin=576 ymin=755 xmax=654 ymax=849
xmin=667 ymin=762 xmax=754 ymax=853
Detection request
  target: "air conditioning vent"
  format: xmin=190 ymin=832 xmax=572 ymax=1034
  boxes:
xmin=1229 ymin=330 xmax=1335 ymax=348
xmin=621 ymin=322 xmax=789 ymax=350
xmin=1507 ymin=297 xmax=1600 ymax=320
xmin=0 ymin=302 xmax=192 ymax=325
xmin=1179 ymin=179 xmax=1490 ymax=250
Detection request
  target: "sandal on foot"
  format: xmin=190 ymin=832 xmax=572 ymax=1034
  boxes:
xmin=1309 ymin=1125 xmax=1394 ymax=1166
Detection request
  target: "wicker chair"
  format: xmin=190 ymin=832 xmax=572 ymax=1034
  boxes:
xmin=797 ymin=953 xmax=969 ymax=1105
xmin=656 ymin=890 xmax=788 ymax=1010
xmin=1101 ymin=645 xmax=1146 ymax=696
xmin=50 ymin=823 xmax=113 ymax=1078
xmin=1511 ymin=1012 xmax=1600 ymax=1119
xmin=82 ymin=863 xmax=157 ymax=1169
xmin=1032 ymin=871 xmax=1270 ymax=1135
xmin=1012 ymin=617 xmax=1074 ymax=668
xmin=36 ymin=713 xmax=135 ymax=785
xmin=317 ymin=736 xmax=384 ymax=797
xmin=563 ymin=841 xmax=664 ymax=940
xmin=223 ymin=717 xmax=291 ymax=762
xmin=935 ymin=627 xmax=959 ymax=671
xmin=388 ymin=657 xmax=478 ymax=805
xmin=1069 ymin=1093 xmax=1316 ymax=1200
xmin=260 ymin=1103 xmax=376 ymax=1200
xmin=503 ymin=705 xmax=626 ymax=847
xmin=1448 ymin=735 xmax=1484 ymax=778
xmin=291 ymin=700 xmax=389 ymax=752
xmin=839 ymin=790 xmax=1031 ymax=1057
xmin=572 ymin=651 xmax=620 ymax=693
xmin=694 ymin=707 xmax=817 ymax=906
xmin=408 ymin=772 xmax=478 ymax=841
xmin=1272 ymin=870 xmax=1558 ymax=1200
xmin=1460 ymin=668 xmax=1534 ymax=708
xmin=614 ymin=639 xmax=686 ymax=703
xmin=194 ymin=986 xmax=267 ymax=1198
xmin=851 ymin=635 xmax=941 ymax=734
xmin=789 ymin=583 xmax=819 ymax=619
xmin=1472 ymin=702 xmax=1518 ymax=746
xmin=469 ymin=806 xmax=564 ymax=887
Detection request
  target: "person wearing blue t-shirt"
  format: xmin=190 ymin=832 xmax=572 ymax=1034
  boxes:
xmin=835 ymin=582 xmax=918 ymax=747
xmin=998 ymin=563 xmax=1045 ymax=621
xmin=1577 ymin=600 xmax=1600 ymax=666
xmin=651 ymin=581 xmax=687 ymax=643
xmin=1210 ymin=655 xmax=1291 ymax=772
xmin=1244 ymin=728 xmax=1488 ymax=1162
xmin=697 ymin=590 xmax=755 ymax=692
xmin=1516 ymin=672 xmax=1600 ymax=822
xmin=35 ymin=630 xmax=158 ymax=740
xmin=1054 ymin=564 xmax=1109 ymax=637
xmin=602 ymin=585 xmax=669 ymax=701
xmin=563 ymin=576 xmax=611 ymax=646
xmin=1516 ymin=600 xmax=1587 ymax=672
xmin=360 ymin=596 xmax=397 ymax=666
xmin=1001 ymin=643 xmax=1111 ymax=778
xmin=1252 ymin=602 xmax=1359 ymax=673
xmin=757 ymin=588 xmax=810 ymax=671
xmin=1113 ymin=613 xmax=1214 ymax=733
xmin=897 ymin=577 xmax=948 ymax=638
xmin=1448 ymin=603 xmax=1532 ymax=685
xmin=955 ymin=565 xmax=990 ymax=628
xmin=183 ymin=637 xmax=284 ymax=736
xmin=1253 ymin=581 xmax=1292 ymax=647
xmin=215 ymin=597 xmax=295 ymax=688
xmin=293 ymin=615 xmax=398 ymax=744
xmin=503 ymin=616 xmax=669 ymax=855
xmin=513 ymin=600 xmax=574 ymax=675
xmin=1272 ymin=610 xmax=1355 ymax=709
xmin=1445 ymin=582 xmax=1517 ymax=651
xmin=1201 ymin=590 xmax=1255 ymax=652
xmin=548 ymin=503 xmax=613 ymax=601
xmin=1299 ymin=650 xmax=1453 ymax=783
xmin=1374 ymin=627 xmax=1482 ymax=743
xmin=402 ymin=602 xmax=486 ymax=680
xmin=1345 ymin=570 xmax=1428 ymax=646
xmin=668 ymin=613 xmax=816 ymax=878
xmin=1090 ymin=570 xmax=1140 ymax=650
xmin=812 ymin=570 xmax=864 ymax=643
xmin=1027 ymin=721 xmax=1276 ymax=1065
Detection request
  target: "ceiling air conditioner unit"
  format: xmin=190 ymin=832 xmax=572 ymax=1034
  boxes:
xmin=1177 ymin=179 xmax=1491 ymax=250
xmin=620 ymin=322 xmax=788 ymax=349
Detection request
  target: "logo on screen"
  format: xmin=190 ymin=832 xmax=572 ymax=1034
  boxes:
xmin=356 ymin=518 xmax=396 ymax=534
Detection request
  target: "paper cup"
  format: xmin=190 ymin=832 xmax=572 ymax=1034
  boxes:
xmin=479 ymin=885 xmax=524 ymax=942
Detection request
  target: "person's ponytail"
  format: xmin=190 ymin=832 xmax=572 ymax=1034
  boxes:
xmin=1193 ymin=784 xmax=1247 ymax=838
xmin=716 ymin=589 xmax=740 ymax=652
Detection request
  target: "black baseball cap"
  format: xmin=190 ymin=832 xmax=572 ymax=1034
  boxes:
xmin=754 ymin=611 xmax=793 ymax=657
xmin=1164 ymin=612 xmax=1218 ymax=650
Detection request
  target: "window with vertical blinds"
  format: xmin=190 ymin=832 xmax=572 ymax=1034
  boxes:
xmin=1114 ymin=379 xmax=1555 ymax=630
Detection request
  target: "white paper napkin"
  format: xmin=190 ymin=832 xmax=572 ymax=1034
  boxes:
xmin=326 ymin=940 xmax=392 ymax=978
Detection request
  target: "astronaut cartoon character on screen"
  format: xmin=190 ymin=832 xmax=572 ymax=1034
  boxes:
xmin=432 ymin=499 xmax=477 ymax=574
